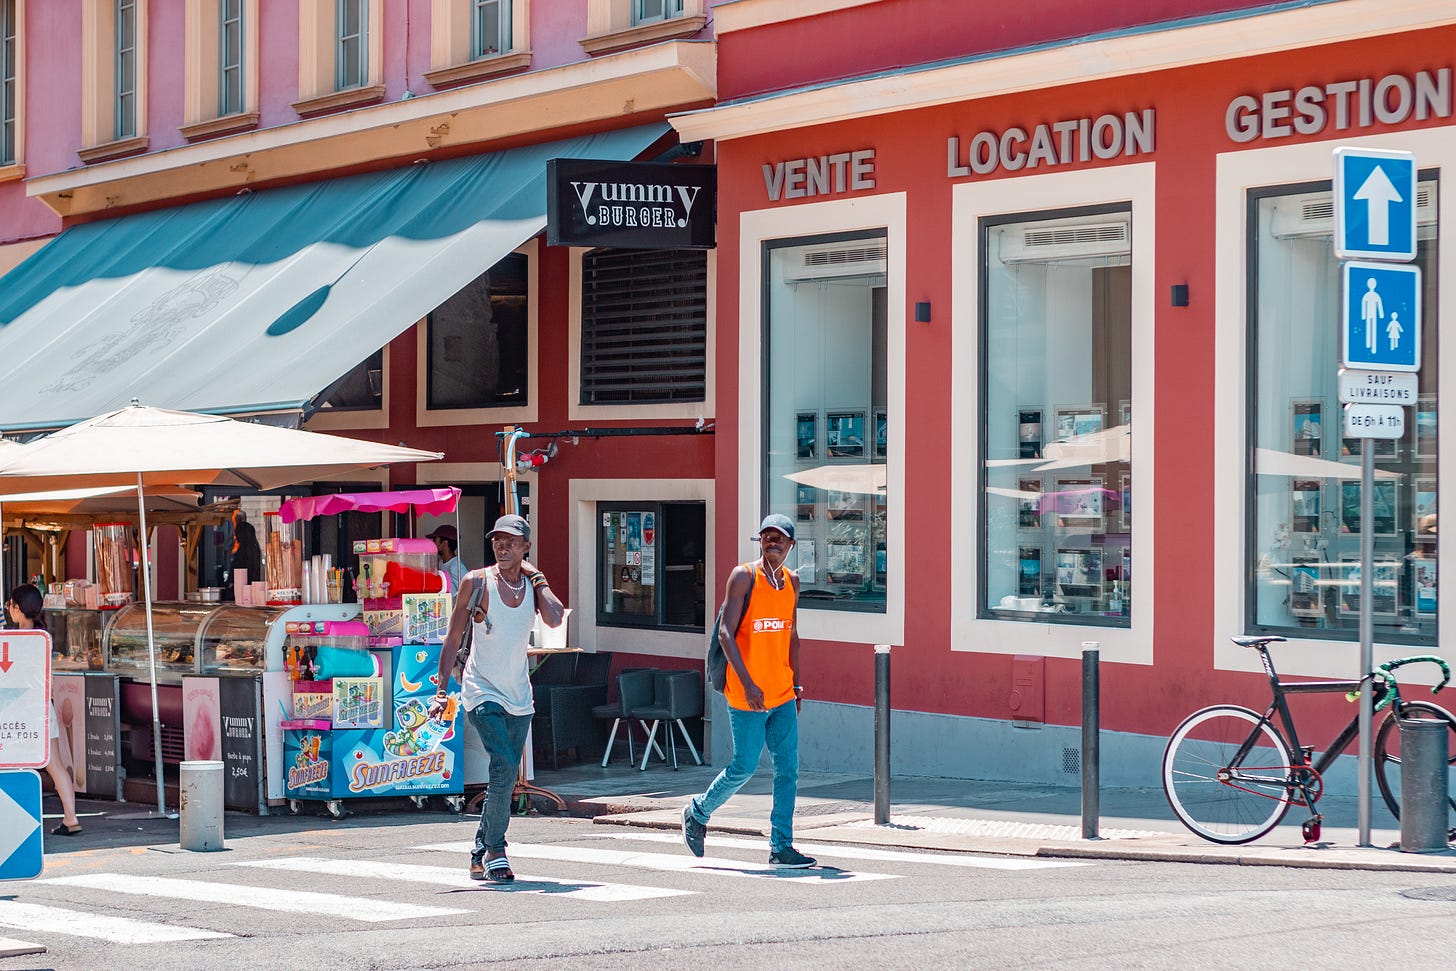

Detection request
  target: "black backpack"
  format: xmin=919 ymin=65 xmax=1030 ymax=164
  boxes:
xmin=706 ymin=565 xmax=755 ymax=693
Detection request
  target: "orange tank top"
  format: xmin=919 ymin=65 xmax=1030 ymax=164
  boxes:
xmin=724 ymin=561 xmax=797 ymax=711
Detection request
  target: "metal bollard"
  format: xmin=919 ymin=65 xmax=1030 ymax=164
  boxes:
xmin=1081 ymin=642 xmax=1100 ymax=840
xmin=874 ymin=644 xmax=891 ymax=825
xmin=178 ymin=760 xmax=225 ymax=852
xmin=1399 ymin=718 xmax=1449 ymax=853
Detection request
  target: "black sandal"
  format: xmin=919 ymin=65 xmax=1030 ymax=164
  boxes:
xmin=51 ymin=823 xmax=82 ymax=836
xmin=485 ymin=857 xmax=515 ymax=883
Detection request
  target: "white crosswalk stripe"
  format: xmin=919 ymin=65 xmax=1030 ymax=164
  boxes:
xmin=38 ymin=873 xmax=468 ymax=922
xmin=591 ymin=830 xmax=1092 ymax=870
xmin=416 ymin=841 xmax=900 ymax=883
xmin=231 ymin=857 xmax=693 ymax=901
xmin=0 ymin=899 xmax=233 ymax=944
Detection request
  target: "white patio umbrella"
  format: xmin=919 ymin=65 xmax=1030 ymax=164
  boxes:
xmin=0 ymin=401 xmax=443 ymax=814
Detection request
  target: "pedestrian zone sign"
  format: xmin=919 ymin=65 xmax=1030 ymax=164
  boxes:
xmin=1334 ymin=147 xmax=1417 ymax=262
xmin=1342 ymin=261 xmax=1421 ymax=372
xmin=0 ymin=770 xmax=43 ymax=881
xmin=0 ymin=629 xmax=52 ymax=769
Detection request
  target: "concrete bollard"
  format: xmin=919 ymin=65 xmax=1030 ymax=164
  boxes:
xmin=1398 ymin=719 xmax=1450 ymax=853
xmin=178 ymin=760 xmax=225 ymax=852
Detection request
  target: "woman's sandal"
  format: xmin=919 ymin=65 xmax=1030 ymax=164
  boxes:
xmin=484 ymin=856 xmax=515 ymax=883
xmin=50 ymin=823 xmax=82 ymax=836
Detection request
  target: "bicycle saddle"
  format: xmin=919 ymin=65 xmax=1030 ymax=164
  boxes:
xmin=1230 ymin=635 xmax=1287 ymax=648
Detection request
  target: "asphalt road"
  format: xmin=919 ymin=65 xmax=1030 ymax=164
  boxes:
xmin=7 ymin=811 xmax=1456 ymax=970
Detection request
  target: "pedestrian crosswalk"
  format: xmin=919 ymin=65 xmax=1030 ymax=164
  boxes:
xmin=417 ymin=840 xmax=902 ymax=883
xmin=3 ymin=829 xmax=1092 ymax=951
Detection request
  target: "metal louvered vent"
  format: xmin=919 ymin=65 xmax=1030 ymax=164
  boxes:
xmin=802 ymin=242 xmax=887 ymax=268
xmin=1301 ymin=198 xmax=1335 ymax=222
xmin=580 ymin=247 xmax=708 ymax=405
xmin=1022 ymin=223 xmax=1129 ymax=249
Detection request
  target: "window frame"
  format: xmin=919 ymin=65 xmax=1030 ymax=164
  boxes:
xmin=115 ymin=0 xmax=137 ymax=139
xmin=470 ymin=0 xmax=510 ymax=59
xmin=335 ymin=0 xmax=368 ymax=91
xmin=424 ymin=250 xmax=531 ymax=413
xmin=415 ymin=239 xmax=539 ymax=429
xmin=975 ymin=202 xmax=1134 ymax=629
xmin=738 ymin=193 xmax=906 ymax=649
xmin=632 ymin=0 xmax=684 ymax=25
xmin=594 ymin=499 xmax=705 ymax=633
xmin=218 ymin=0 xmax=244 ymax=117
xmin=1242 ymin=176 xmax=1439 ymax=647
xmin=0 ymin=0 xmax=17 ymax=167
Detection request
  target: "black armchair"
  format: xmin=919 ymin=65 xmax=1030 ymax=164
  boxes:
xmin=629 ymin=670 xmax=704 ymax=770
xmin=532 ymin=653 xmax=611 ymax=769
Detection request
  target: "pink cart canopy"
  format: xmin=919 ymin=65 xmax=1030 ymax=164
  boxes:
xmin=278 ymin=487 xmax=462 ymax=523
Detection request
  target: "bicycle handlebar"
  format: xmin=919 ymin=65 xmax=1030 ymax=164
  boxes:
xmin=1380 ymin=655 xmax=1453 ymax=693
xmin=1341 ymin=656 xmax=1450 ymax=711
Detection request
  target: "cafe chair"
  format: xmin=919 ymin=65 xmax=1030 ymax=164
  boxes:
xmin=591 ymin=667 xmax=656 ymax=768
xmin=629 ymin=670 xmax=704 ymax=771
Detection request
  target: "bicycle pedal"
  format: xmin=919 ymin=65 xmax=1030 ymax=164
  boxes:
xmin=1302 ymin=817 xmax=1322 ymax=843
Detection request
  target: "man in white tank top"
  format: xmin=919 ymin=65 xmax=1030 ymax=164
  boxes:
xmin=432 ymin=514 xmax=565 ymax=882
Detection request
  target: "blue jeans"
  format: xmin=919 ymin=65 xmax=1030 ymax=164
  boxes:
xmin=466 ymin=701 xmax=533 ymax=861
xmin=687 ymin=699 xmax=799 ymax=852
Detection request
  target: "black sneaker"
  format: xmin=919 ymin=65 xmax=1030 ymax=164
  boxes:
xmin=769 ymin=846 xmax=817 ymax=868
xmin=681 ymin=803 xmax=707 ymax=858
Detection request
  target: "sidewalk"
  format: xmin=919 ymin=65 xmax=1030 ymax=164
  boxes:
xmin=530 ymin=759 xmax=1456 ymax=873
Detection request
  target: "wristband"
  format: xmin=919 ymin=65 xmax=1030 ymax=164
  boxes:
xmin=530 ymin=573 xmax=550 ymax=588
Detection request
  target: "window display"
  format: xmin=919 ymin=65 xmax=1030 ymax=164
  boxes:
xmin=763 ymin=231 xmax=888 ymax=612
xmin=1250 ymin=181 xmax=1438 ymax=640
xmin=980 ymin=208 xmax=1132 ymax=625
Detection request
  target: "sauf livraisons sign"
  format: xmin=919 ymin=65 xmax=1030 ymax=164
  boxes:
xmin=546 ymin=159 xmax=716 ymax=249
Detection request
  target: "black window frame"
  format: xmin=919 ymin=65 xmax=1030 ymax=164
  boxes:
xmin=425 ymin=251 xmax=530 ymax=411
xmin=594 ymin=500 xmax=705 ymax=632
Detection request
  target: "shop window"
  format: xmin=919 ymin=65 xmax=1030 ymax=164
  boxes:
xmin=979 ymin=207 xmax=1133 ymax=627
xmin=763 ymin=232 xmax=888 ymax=614
xmin=1 ymin=0 xmax=16 ymax=166
xmin=311 ymin=348 xmax=384 ymax=413
xmin=580 ymin=247 xmax=706 ymax=405
xmin=596 ymin=501 xmax=705 ymax=630
xmin=1248 ymin=180 xmax=1439 ymax=643
xmin=426 ymin=252 xmax=529 ymax=410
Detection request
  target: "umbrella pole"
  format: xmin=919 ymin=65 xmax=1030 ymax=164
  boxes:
xmin=137 ymin=474 xmax=167 ymax=816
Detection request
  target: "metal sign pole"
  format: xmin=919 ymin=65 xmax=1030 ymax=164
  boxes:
xmin=1357 ymin=445 xmax=1374 ymax=847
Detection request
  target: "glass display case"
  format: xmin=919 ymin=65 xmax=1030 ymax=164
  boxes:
xmin=103 ymin=602 xmax=213 ymax=682
xmin=198 ymin=604 xmax=288 ymax=675
xmin=46 ymin=607 xmax=115 ymax=672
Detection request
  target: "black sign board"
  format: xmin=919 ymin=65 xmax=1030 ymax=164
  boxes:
xmin=83 ymin=674 xmax=122 ymax=800
xmin=219 ymin=677 xmax=263 ymax=811
xmin=547 ymin=158 xmax=715 ymax=249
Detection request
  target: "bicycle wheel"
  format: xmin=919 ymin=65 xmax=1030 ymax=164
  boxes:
xmin=1163 ymin=705 xmax=1294 ymax=844
xmin=1374 ymin=700 xmax=1456 ymax=825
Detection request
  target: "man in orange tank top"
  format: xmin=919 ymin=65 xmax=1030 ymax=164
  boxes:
xmin=680 ymin=514 xmax=816 ymax=868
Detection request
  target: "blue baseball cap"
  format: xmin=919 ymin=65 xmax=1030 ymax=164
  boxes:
xmin=755 ymin=514 xmax=795 ymax=542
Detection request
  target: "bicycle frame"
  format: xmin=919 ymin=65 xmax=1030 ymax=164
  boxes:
xmin=1229 ymin=645 xmax=1384 ymax=795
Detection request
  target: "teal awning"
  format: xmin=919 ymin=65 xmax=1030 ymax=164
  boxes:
xmin=0 ymin=124 xmax=668 ymax=431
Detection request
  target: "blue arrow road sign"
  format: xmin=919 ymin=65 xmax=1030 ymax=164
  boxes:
xmin=1343 ymin=261 xmax=1421 ymax=372
xmin=1334 ymin=147 xmax=1416 ymax=261
xmin=0 ymin=769 xmax=44 ymax=881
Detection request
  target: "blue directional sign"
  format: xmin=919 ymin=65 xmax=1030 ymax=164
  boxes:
xmin=0 ymin=770 xmax=44 ymax=881
xmin=1343 ymin=261 xmax=1421 ymax=372
xmin=1334 ymin=147 xmax=1417 ymax=261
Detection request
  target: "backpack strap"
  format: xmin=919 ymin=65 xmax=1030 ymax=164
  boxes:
xmin=728 ymin=561 xmax=756 ymax=638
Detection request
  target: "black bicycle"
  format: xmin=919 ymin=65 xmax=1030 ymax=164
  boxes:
xmin=1161 ymin=635 xmax=1456 ymax=844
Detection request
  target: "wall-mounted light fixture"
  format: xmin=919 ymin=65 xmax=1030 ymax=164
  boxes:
xmin=1170 ymin=284 xmax=1190 ymax=307
xmin=914 ymin=301 xmax=932 ymax=323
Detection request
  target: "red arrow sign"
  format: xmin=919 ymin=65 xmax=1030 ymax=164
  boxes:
xmin=0 ymin=641 xmax=11 ymax=673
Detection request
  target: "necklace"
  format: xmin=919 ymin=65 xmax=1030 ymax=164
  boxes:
xmin=496 ymin=568 xmax=527 ymax=595
xmin=761 ymin=558 xmax=784 ymax=590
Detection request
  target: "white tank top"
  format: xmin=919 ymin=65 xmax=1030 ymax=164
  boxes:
xmin=460 ymin=568 xmax=536 ymax=716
